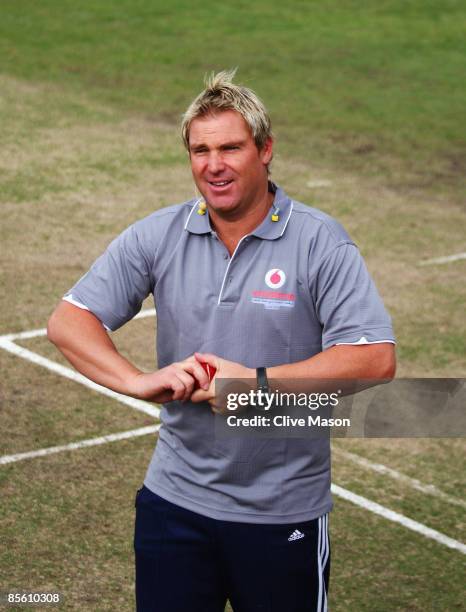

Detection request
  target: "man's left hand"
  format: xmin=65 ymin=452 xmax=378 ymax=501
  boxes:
xmin=190 ymin=352 xmax=255 ymax=413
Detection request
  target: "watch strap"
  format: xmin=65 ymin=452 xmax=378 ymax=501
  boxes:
xmin=256 ymin=367 xmax=269 ymax=393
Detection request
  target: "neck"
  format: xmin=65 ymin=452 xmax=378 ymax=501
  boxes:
xmin=209 ymin=185 xmax=274 ymax=255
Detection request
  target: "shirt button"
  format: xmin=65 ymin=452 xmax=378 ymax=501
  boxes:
xmin=223 ymin=254 xmax=228 ymax=260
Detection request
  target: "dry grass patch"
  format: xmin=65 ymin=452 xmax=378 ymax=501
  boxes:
xmin=0 ymin=436 xmax=155 ymax=611
xmin=0 ymin=349 xmax=154 ymax=456
xmin=333 ymin=437 xmax=466 ymax=500
xmin=332 ymin=442 xmax=465 ymax=541
xmin=330 ymin=497 xmax=464 ymax=611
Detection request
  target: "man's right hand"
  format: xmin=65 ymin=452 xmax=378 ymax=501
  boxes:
xmin=47 ymin=301 xmax=210 ymax=404
xmin=127 ymin=359 xmax=211 ymax=404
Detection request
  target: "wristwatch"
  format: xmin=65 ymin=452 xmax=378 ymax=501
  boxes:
xmin=256 ymin=367 xmax=270 ymax=394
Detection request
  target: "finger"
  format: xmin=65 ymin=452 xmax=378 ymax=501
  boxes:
xmin=184 ymin=361 xmax=211 ymax=390
xmin=176 ymin=359 xmax=210 ymax=390
xmin=174 ymin=371 xmax=195 ymax=402
xmin=190 ymin=388 xmax=212 ymax=403
xmin=170 ymin=376 xmax=188 ymax=401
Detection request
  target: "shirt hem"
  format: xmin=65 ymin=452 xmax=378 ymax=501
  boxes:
xmin=143 ymin=480 xmax=333 ymax=524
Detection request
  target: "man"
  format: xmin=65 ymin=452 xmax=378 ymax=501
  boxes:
xmin=47 ymin=70 xmax=396 ymax=612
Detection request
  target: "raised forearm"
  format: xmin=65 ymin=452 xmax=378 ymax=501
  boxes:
xmin=47 ymin=302 xmax=211 ymax=402
xmin=47 ymin=301 xmax=142 ymax=394
xmin=191 ymin=344 xmax=396 ymax=410
xmin=267 ymin=344 xmax=396 ymax=380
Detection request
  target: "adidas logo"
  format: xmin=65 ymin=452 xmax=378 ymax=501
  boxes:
xmin=288 ymin=529 xmax=305 ymax=542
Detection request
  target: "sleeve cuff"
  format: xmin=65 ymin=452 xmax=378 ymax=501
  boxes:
xmin=336 ymin=336 xmax=396 ymax=346
xmin=62 ymin=295 xmax=112 ymax=331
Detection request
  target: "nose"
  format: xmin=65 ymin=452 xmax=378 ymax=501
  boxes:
xmin=206 ymin=152 xmax=225 ymax=174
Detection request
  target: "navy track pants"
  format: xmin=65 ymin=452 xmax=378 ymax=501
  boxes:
xmin=134 ymin=486 xmax=330 ymax=612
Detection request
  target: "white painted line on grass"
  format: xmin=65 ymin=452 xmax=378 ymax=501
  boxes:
xmin=0 ymin=425 xmax=161 ymax=465
xmin=0 ymin=327 xmax=47 ymax=341
xmin=0 ymin=307 xmax=157 ymax=342
xmin=333 ymin=448 xmax=466 ymax=510
xmin=419 ymin=252 xmax=466 ymax=266
xmin=332 ymin=484 xmax=466 ymax=555
xmin=0 ymin=338 xmax=160 ymax=419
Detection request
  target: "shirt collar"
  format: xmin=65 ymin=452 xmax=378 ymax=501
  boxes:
xmin=183 ymin=198 xmax=213 ymax=235
xmin=184 ymin=182 xmax=293 ymax=240
xmin=250 ymin=183 xmax=293 ymax=240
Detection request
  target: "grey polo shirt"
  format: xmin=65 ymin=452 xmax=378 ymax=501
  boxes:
xmin=66 ymin=184 xmax=395 ymax=523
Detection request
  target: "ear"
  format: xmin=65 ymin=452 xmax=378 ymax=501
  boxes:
xmin=260 ymin=137 xmax=274 ymax=166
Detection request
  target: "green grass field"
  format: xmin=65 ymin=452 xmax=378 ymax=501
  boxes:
xmin=1 ymin=1 xmax=465 ymax=610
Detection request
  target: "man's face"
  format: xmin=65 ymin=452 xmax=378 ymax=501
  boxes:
xmin=188 ymin=110 xmax=273 ymax=217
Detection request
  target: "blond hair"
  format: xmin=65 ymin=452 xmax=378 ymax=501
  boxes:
xmin=181 ymin=69 xmax=273 ymax=151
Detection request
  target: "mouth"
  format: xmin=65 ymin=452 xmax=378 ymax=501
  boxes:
xmin=207 ymin=179 xmax=233 ymax=191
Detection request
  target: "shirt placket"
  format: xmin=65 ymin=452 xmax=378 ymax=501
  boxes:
xmin=217 ymin=236 xmax=252 ymax=305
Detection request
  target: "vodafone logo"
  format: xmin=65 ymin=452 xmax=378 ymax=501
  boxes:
xmin=265 ymin=268 xmax=286 ymax=289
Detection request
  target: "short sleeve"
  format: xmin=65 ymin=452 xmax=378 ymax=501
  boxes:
xmin=313 ymin=243 xmax=395 ymax=350
xmin=65 ymin=224 xmax=153 ymax=331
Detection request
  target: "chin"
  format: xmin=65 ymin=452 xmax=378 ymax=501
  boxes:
xmin=210 ymin=203 xmax=238 ymax=215
xmin=206 ymin=195 xmax=238 ymax=210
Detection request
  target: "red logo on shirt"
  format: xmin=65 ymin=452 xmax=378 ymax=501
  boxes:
xmin=252 ymin=290 xmax=295 ymax=301
xmin=265 ymin=269 xmax=286 ymax=289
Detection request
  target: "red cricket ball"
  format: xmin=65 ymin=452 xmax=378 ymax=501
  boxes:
xmin=194 ymin=361 xmax=217 ymax=389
